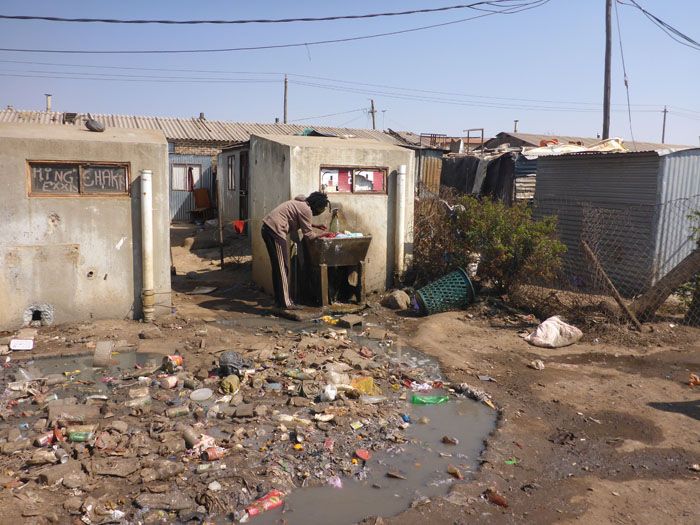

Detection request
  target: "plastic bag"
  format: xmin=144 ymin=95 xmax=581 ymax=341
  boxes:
xmin=351 ymin=376 xmax=382 ymax=395
xmin=524 ymin=316 xmax=582 ymax=348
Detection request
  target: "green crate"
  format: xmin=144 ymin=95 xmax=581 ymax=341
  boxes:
xmin=416 ymin=268 xmax=476 ymax=315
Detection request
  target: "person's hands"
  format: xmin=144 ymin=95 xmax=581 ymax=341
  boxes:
xmin=313 ymin=224 xmax=327 ymax=230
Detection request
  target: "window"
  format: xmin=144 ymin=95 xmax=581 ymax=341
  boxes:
xmin=227 ymin=156 xmax=235 ymax=190
xmin=29 ymin=161 xmax=129 ymax=196
xmin=320 ymin=166 xmax=387 ymax=194
xmin=171 ymin=163 xmax=201 ymax=191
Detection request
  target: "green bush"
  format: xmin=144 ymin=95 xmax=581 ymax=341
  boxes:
xmin=412 ymin=195 xmax=566 ymax=293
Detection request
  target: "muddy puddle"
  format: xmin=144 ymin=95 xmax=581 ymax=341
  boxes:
xmin=5 ymin=350 xmax=163 ymax=394
xmin=219 ymin=318 xmax=496 ymax=525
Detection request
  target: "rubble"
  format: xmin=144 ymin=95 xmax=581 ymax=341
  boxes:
xmin=0 ymin=315 xmax=496 ymax=524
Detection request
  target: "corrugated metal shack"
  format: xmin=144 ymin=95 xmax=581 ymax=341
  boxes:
xmin=534 ymin=148 xmax=700 ymax=296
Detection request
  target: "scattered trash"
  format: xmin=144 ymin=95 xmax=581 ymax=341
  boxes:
xmin=505 ymin=457 xmax=519 ymax=465
xmin=524 ymin=316 xmax=582 ymax=348
xmin=484 ymin=488 xmax=509 ymax=507
xmin=452 ymin=382 xmax=496 ymax=410
xmin=355 ymin=449 xmax=371 ymax=461
xmin=441 ymin=436 xmax=459 ymax=445
xmin=477 ymin=375 xmax=496 ymax=382
xmin=190 ymin=388 xmax=214 ymax=402
xmin=327 ymin=475 xmax=343 ymax=489
xmin=386 ymin=470 xmax=407 ymax=480
xmin=447 ymin=464 xmax=463 ymax=480
xmin=9 ymin=339 xmax=34 ymax=351
xmin=244 ymin=489 xmax=285 ymax=518
xmin=689 ymin=464 xmax=700 ymax=472
xmin=689 ymin=373 xmax=700 ymax=387
xmin=320 ymin=384 xmax=337 ymax=402
xmin=528 ymin=359 xmax=545 ymax=371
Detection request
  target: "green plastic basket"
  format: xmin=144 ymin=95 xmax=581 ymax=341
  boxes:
xmin=415 ymin=268 xmax=476 ymax=315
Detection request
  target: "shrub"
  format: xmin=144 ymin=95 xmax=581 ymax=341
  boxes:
xmin=412 ymin=194 xmax=566 ymax=293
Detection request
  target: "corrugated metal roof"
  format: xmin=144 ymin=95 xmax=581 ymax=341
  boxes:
xmin=488 ymin=131 xmax=692 ymax=153
xmin=0 ymin=109 xmax=411 ymax=146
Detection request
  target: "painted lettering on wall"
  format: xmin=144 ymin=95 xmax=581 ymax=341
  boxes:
xmin=82 ymin=166 xmax=127 ymax=193
xmin=30 ymin=162 xmax=129 ymax=195
xmin=31 ymin=164 xmax=79 ymax=193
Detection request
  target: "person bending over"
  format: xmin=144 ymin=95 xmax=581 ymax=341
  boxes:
xmin=261 ymin=192 xmax=329 ymax=309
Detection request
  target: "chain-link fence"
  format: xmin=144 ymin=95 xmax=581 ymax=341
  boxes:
xmin=518 ymin=195 xmax=700 ymax=327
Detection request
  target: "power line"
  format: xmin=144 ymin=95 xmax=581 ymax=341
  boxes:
xmin=289 ymin=108 xmax=366 ymax=123
xmin=619 ymin=0 xmax=700 ymax=51
xmin=288 ymin=79 xmax=662 ymax=113
xmin=0 ymin=2 xmax=535 ymax=25
xmin=0 ymin=0 xmax=550 ymax=54
xmin=0 ymin=72 xmax=279 ymax=84
xmin=0 ymin=59 xmax=663 ymax=108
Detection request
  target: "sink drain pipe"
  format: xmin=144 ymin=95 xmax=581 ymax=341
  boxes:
xmin=394 ymin=164 xmax=407 ymax=285
xmin=140 ymin=169 xmax=155 ymax=322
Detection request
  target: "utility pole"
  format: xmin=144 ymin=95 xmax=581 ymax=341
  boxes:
xmin=661 ymin=105 xmax=668 ymax=144
xmin=283 ymin=75 xmax=288 ymax=124
xmin=513 ymin=119 xmax=519 ymax=133
xmin=369 ymin=99 xmax=377 ymax=130
xmin=602 ymin=0 xmax=612 ymax=139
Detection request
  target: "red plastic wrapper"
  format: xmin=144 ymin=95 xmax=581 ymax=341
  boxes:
xmin=246 ymin=489 xmax=284 ymax=517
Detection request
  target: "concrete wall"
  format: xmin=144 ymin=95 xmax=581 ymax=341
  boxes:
xmin=249 ymin=134 xmax=414 ymax=295
xmin=249 ymin=137 xmax=292 ymax=293
xmin=0 ymin=123 xmax=171 ymax=330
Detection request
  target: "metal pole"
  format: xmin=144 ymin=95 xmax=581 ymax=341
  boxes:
xmin=602 ymin=0 xmax=612 ymax=139
xmin=283 ymin=75 xmax=288 ymax=124
xmin=661 ymin=105 xmax=668 ymax=144
xmin=513 ymin=119 xmax=519 ymax=133
xmin=370 ymin=99 xmax=376 ymax=130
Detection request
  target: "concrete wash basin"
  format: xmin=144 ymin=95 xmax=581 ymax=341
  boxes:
xmin=306 ymin=235 xmax=372 ymax=266
xmin=306 ymin=235 xmax=372 ymax=306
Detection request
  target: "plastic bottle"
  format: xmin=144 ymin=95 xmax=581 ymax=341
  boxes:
xmin=329 ymin=208 xmax=340 ymax=233
xmin=410 ymin=394 xmax=449 ymax=405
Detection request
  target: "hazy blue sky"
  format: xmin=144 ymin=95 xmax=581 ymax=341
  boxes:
xmin=1 ymin=1 xmax=699 ymax=145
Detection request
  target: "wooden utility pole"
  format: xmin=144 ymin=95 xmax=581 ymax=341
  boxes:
xmin=283 ymin=75 xmax=288 ymax=124
xmin=369 ymin=99 xmax=377 ymax=130
xmin=661 ymin=105 xmax=668 ymax=144
xmin=602 ymin=0 xmax=612 ymax=139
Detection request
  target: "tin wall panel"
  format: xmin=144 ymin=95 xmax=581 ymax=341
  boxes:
xmin=169 ymin=154 xmax=213 ymax=222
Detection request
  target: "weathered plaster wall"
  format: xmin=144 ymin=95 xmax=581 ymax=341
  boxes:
xmin=249 ymin=136 xmax=291 ymax=294
xmin=249 ymin=134 xmax=414 ymax=295
xmin=0 ymin=123 xmax=171 ymax=330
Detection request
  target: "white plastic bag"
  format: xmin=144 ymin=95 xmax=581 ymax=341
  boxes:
xmin=525 ymin=316 xmax=582 ymax=348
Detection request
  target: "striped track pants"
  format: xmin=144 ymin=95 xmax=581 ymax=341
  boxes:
xmin=261 ymin=225 xmax=292 ymax=308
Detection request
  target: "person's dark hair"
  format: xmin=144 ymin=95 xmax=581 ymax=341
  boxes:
xmin=306 ymin=191 xmax=329 ymax=216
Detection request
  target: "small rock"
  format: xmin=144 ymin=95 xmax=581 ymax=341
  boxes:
xmin=138 ymin=326 xmax=163 ymax=340
xmin=447 ymin=464 xmax=463 ymax=480
xmin=288 ymin=397 xmax=311 ymax=408
xmin=441 ymin=436 xmax=459 ymax=445
xmin=208 ymin=481 xmax=222 ymax=492
xmin=234 ymin=404 xmax=255 ymax=418
xmin=529 ymin=359 xmax=545 ymax=371
xmin=254 ymin=404 xmax=268 ymax=417
xmin=337 ymin=314 xmax=363 ymax=329
xmin=381 ymin=290 xmax=411 ymax=310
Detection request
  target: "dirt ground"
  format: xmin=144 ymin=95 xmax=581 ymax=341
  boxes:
xmin=173 ymin=225 xmax=700 ymax=524
xmin=2 ymin=225 xmax=698 ymax=524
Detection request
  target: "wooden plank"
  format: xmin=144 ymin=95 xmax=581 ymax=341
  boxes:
xmin=581 ymin=240 xmax=643 ymax=331
xmin=630 ymin=248 xmax=700 ymax=321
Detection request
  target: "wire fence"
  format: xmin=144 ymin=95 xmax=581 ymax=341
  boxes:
xmin=517 ymin=195 xmax=700 ymax=327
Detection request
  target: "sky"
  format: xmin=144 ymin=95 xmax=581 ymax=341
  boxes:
xmin=1 ymin=0 xmax=699 ymax=145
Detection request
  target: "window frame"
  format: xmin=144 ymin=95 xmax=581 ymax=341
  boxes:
xmin=27 ymin=160 xmax=130 ymax=198
xmin=319 ymin=165 xmax=388 ymax=195
xmin=171 ymin=162 xmax=202 ymax=192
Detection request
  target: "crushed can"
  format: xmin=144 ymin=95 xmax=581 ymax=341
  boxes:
xmin=54 ymin=447 xmax=69 ymax=464
xmin=246 ymin=489 xmax=285 ymax=517
xmin=203 ymin=446 xmax=225 ymax=461
xmin=33 ymin=432 xmax=55 ymax=447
